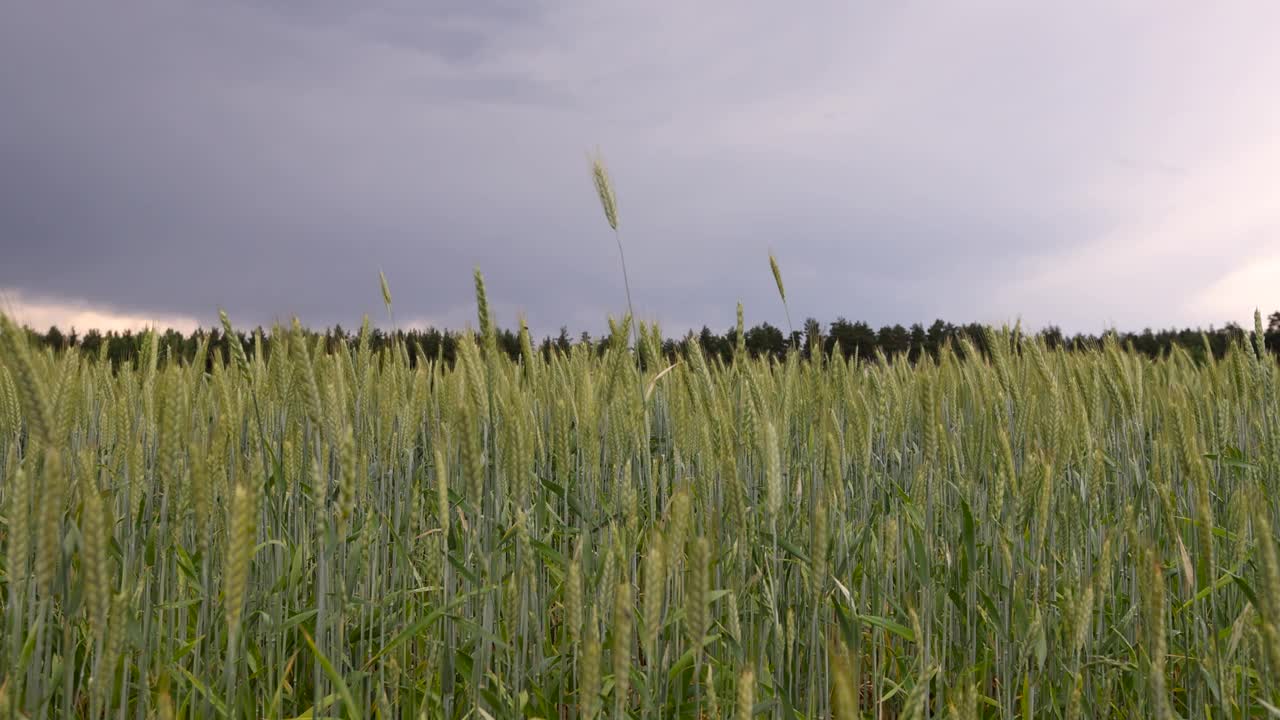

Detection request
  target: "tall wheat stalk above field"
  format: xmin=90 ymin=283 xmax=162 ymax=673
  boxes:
xmin=768 ymin=250 xmax=794 ymax=340
xmin=379 ymin=268 xmax=395 ymax=332
xmin=590 ymin=148 xmax=637 ymax=347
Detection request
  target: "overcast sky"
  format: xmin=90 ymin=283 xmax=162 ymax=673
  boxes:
xmin=2 ymin=1 xmax=1278 ymax=338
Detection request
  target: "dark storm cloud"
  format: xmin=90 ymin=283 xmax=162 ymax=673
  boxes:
xmin=2 ymin=1 xmax=1279 ymax=337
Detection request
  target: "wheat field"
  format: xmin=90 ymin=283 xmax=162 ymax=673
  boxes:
xmin=0 ymin=288 xmax=1278 ymax=718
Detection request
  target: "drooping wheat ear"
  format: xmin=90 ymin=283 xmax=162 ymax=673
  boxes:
xmin=767 ymin=251 xmax=794 ymax=339
xmin=589 ymin=148 xmax=636 ymax=346
xmin=224 ymin=483 xmax=258 ymax=647
xmin=581 ymin=605 xmax=602 ymax=720
xmin=736 ymin=668 xmax=755 ymax=720
xmin=613 ymin=580 xmax=633 ymax=717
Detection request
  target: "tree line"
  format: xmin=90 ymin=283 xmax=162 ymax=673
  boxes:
xmin=14 ymin=310 xmax=1279 ymax=370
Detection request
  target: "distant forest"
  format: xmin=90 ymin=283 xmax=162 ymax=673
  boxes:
xmin=12 ymin=311 xmax=1280 ymax=369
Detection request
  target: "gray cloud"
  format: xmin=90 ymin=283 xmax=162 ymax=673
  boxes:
xmin=3 ymin=0 xmax=1278 ymax=338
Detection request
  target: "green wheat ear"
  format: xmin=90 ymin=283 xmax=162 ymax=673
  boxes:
xmin=737 ymin=668 xmax=755 ymax=720
xmin=1256 ymin=308 xmax=1267 ymax=360
xmin=768 ymin=251 xmax=785 ymax=302
xmin=589 ymin=147 xmax=618 ymax=231
xmin=768 ymin=250 xmax=794 ymax=339
xmin=378 ymin=269 xmax=392 ymax=310
xmin=473 ymin=267 xmax=491 ymax=335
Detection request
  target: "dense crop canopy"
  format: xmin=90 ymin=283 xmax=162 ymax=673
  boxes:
xmin=0 ymin=309 xmax=1278 ymax=718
